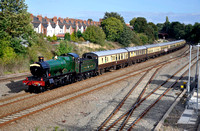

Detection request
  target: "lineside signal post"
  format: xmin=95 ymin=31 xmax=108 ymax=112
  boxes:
xmin=186 ymin=43 xmax=200 ymax=114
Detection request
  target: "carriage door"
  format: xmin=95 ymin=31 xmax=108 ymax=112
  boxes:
xmin=75 ymin=58 xmax=80 ymax=73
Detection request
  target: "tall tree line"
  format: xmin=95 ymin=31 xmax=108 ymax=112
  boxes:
xmin=158 ymin=16 xmax=200 ymax=44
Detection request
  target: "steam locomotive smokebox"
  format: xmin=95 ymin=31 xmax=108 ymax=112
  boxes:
xmin=38 ymin=56 xmax=44 ymax=62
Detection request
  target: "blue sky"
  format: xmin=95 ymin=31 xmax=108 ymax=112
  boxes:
xmin=25 ymin=0 xmax=200 ymax=24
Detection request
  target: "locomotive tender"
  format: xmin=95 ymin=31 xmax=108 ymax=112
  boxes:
xmin=23 ymin=40 xmax=186 ymax=92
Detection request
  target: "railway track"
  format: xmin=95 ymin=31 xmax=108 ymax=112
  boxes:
xmin=0 ymin=47 xmax=189 ymax=104
xmin=0 ymin=73 xmax=30 ymax=83
xmin=0 ymin=93 xmax=35 ymax=107
xmin=0 ymin=46 xmax=191 ymax=127
xmin=97 ymin=55 xmax=197 ymax=130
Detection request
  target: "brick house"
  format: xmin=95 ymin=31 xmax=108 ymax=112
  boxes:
xmin=30 ymin=14 xmax=101 ymax=37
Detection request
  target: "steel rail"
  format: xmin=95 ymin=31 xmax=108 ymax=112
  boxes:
xmin=118 ymin=65 xmax=163 ymax=130
xmin=103 ymin=66 xmax=162 ymax=131
xmin=127 ymin=62 xmax=196 ymax=130
xmin=97 ymin=67 xmax=153 ymax=131
xmin=103 ymin=56 xmax=196 ymax=130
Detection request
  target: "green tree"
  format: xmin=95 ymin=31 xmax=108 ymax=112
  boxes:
xmin=55 ymin=41 xmax=72 ymax=56
xmin=83 ymin=25 xmax=106 ymax=46
xmin=10 ymin=37 xmax=27 ymax=54
xmin=0 ymin=37 xmax=16 ymax=63
xmin=189 ymin=23 xmax=200 ymax=43
xmin=168 ymin=22 xmax=185 ymax=39
xmin=101 ymin=17 xmax=124 ymax=41
xmin=46 ymin=35 xmax=54 ymax=42
xmin=133 ymin=17 xmax=148 ymax=33
xmin=0 ymin=0 xmax=33 ymax=38
xmin=0 ymin=0 xmax=35 ymax=60
xmin=131 ymin=31 xmax=141 ymax=45
xmin=118 ymin=24 xmax=134 ymax=47
xmin=184 ymin=24 xmax=193 ymax=41
xmin=77 ymin=30 xmax=83 ymax=38
xmin=148 ymin=22 xmax=158 ymax=40
xmin=137 ymin=33 xmax=148 ymax=44
xmin=64 ymin=33 xmax=71 ymax=41
xmin=103 ymin=12 xmax=125 ymax=23
xmin=52 ymin=34 xmax=57 ymax=41
xmin=156 ymin=23 xmax=164 ymax=32
xmin=70 ymin=32 xmax=78 ymax=42
xmin=130 ymin=18 xmax=136 ymax=26
xmin=87 ymin=19 xmax=93 ymax=22
xmin=144 ymin=25 xmax=155 ymax=43
xmin=162 ymin=16 xmax=170 ymax=33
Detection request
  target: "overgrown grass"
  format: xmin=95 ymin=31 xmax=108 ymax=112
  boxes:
xmin=0 ymin=40 xmax=54 ymax=76
xmin=0 ymin=55 xmax=29 ymax=75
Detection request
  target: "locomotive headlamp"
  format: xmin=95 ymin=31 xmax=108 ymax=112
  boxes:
xmin=38 ymin=56 xmax=44 ymax=62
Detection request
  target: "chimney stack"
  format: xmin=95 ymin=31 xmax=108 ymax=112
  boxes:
xmin=53 ymin=16 xmax=57 ymax=23
xmin=37 ymin=15 xmax=43 ymax=22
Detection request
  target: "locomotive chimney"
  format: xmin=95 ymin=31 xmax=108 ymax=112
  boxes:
xmin=38 ymin=56 xmax=44 ymax=62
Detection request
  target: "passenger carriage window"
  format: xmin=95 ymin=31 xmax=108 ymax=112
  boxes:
xmin=118 ymin=54 xmax=120 ymax=60
xmin=121 ymin=54 xmax=123 ymax=59
xmin=102 ymin=58 xmax=103 ymax=63
xmin=116 ymin=56 xmax=117 ymax=61
xmin=112 ymin=56 xmax=115 ymax=61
